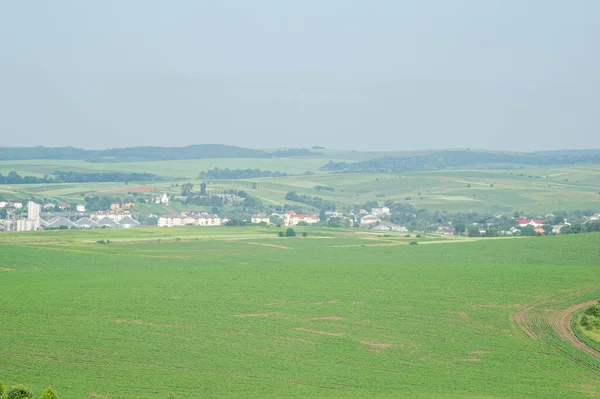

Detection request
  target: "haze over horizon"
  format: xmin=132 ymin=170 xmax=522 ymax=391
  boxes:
xmin=1 ymin=1 xmax=598 ymax=152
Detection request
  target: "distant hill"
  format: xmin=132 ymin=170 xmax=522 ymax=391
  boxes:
xmin=321 ymin=150 xmax=600 ymax=173
xmin=0 ymin=144 xmax=271 ymax=162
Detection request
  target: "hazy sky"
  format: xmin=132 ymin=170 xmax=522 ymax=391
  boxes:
xmin=1 ymin=1 xmax=598 ymax=151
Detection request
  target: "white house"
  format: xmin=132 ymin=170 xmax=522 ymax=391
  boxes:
xmin=282 ymin=212 xmax=319 ymax=226
xmin=76 ymin=204 xmax=86 ymax=212
xmin=0 ymin=201 xmax=7 ymax=209
xmin=13 ymin=202 xmax=23 ymax=209
xmin=372 ymin=207 xmax=390 ymax=216
xmin=359 ymin=214 xmax=380 ymax=227
xmin=158 ymin=212 xmax=221 ymax=227
xmin=251 ymin=214 xmax=270 ymax=224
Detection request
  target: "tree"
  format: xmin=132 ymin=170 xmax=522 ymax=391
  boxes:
xmin=41 ymin=387 xmax=58 ymax=399
xmin=302 ymin=232 xmax=308 ymax=237
xmin=467 ymin=226 xmax=480 ymax=237
xmin=520 ymin=225 xmax=536 ymax=236
xmin=180 ymin=182 xmax=194 ymax=196
xmin=285 ymin=228 xmax=296 ymax=237
xmin=0 ymin=207 xmax=7 ymax=219
xmin=454 ymin=223 xmax=466 ymax=235
xmin=278 ymin=231 xmax=284 ymax=237
xmin=200 ymin=182 xmax=207 ymax=195
xmin=6 ymin=385 xmax=33 ymax=399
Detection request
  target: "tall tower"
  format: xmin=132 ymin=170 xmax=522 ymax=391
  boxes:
xmin=27 ymin=201 xmax=41 ymax=221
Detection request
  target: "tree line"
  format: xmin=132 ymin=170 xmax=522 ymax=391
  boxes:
xmin=0 ymin=171 xmax=160 ymax=184
xmin=198 ymin=168 xmax=289 ymax=179
xmin=320 ymin=150 xmax=600 ymax=173
xmin=0 ymin=381 xmax=182 ymax=399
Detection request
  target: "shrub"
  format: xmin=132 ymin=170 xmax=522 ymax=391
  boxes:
xmin=278 ymin=231 xmax=284 ymax=237
xmin=96 ymin=240 xmax=106 ymax=245
xmin=409 ymin=241 xmax=418 ymax=245
xmin=302 ymin=232 xmax=308 ymax=237
xmin=285 ymin=228 xmax=296 ymax=237
xmin=175 ymin=237 xmax=181 ymax=241
xmin=416 ymin=234 xmax=422 ymax=238
xmin=6 ymin=385 xmax=33 ymax=399
xmin=41 ymin=387 xmax=58 ymax=399
xmin=0 ymin=381 xmax=5 ymax=397
xmin=106 ymin=240 xmax=111 ymax=244
xmin=581 ymin=315 xmax=597 ymax=330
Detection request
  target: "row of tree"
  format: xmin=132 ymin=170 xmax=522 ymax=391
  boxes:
xmin=0 ymin=381 xmax=181 ymax=399
xmin=198 ymin=168 xmax=289 ymax=179
xmin=0 ymin=171 xmax=160 ymax=185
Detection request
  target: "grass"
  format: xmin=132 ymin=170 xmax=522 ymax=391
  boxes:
xmin=2 ymin=157 xmax=600 ymax=215
xmin=1 ymin=229 xmax=599 ymax=398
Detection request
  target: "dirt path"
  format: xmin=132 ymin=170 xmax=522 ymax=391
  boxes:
xmin=552 ymin=300 xmax=600 ymax=360
xmin=512 ymin=297 xmax=600 ymax=360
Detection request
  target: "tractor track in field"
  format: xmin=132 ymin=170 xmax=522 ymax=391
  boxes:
xmin=512 ymin=292 xmax=600 ymax=361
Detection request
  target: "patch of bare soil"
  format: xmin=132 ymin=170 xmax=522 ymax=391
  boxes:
xmin=114 ymin=318 xmax=171 ymax=327
xmin=230 ymin=313 xmax=272 ymax=317
xmin=0 ymin=267 xmax=13 ymax=271
xmin=295 ymin=327 xmax=345 ymax=337
xmin=360 ymin=340 xmax=393 ymax=348
xmin=552 ymin=300 xmax=600 ymax=360
xmin=227 ymin=240 xmax=291 ymax=250
xmin=461 ymin=357 xmax=481 ymax=361
xmin=512 ymin=304 xmax=539 ymax=339
xmin=311 ymin=316 xmax=344 ymax=320
xmin=458 ymin=311 xmax=469 ymax=320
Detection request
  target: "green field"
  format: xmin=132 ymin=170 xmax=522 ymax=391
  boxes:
xmin=1 ymin=228 xmax=599 ymax=398
xmin=1 ymin=155 xmax=600 ymax=214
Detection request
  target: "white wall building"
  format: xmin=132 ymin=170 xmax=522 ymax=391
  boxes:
xmin=76 ymin=204 xmax=86 ymax=212
xmin=251 ymin=215 xmax=270 ymax=224
xmin=283 ymin=212 xmax=319 ymax=226
xmin=158 ymin=213 xmax=221 ymax=227
xmin=372 ymin=207 xmax=390 ymax=216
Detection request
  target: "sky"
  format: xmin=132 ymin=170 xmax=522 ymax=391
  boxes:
xmin=0 ymin=1 xmax=598 ymax=152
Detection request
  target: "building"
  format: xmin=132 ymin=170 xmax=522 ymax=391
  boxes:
xmin=282 ymin=212 xmax=319 ymax=226
xmin=76 ymin=204 xmax=86 ymax=212
xmin=74 ymin=217 xmax=99 ymax=229
xmin=96 ymin=217 xmax=120 ymax=228
xmin=359 ymin=214 xmax=380 ymax=228
xmin=0 ymin=201 xmax=7 ymax=208
xmin=251 ymin=214 xmax=270 ymax=224
xmin=13 ymin=202 xmax=23 ymax=209
xmin=27 ymin=201 xmax=41 ymax=221
xmin=516 ymin=219 xmax=546 ymax=228
xmin=91 ymin=210 xmax=131 ymax=222
xmin=110 ymin=203 xmax=121 ymax=210
xmin=119 ymin=216 xmax=141 ymax=228
xmin=158 ymin=212 xmax=222 ymax=227
xmin=372 ymin=207 xmax=390 ymax=216
xmin=44 ymin=217 xmax=76 ymax=229
xmin=123 ymin=201 xmax=135 ymax=208
xmin=16 ymin=201 xmax=42 ymax=231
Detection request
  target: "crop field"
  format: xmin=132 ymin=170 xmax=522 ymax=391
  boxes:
xmin=1 ymin=228 xmax=599 ymax=398
xmin=1 ymin=155 xmax=600 ymax=214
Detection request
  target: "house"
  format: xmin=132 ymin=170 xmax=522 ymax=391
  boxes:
xmin=283 ymin=212 xmax=319 ymax=226
xmin=119 ymin=216 xmax=141 ymax=228
xmin=110 ymin=203 xmax=121 ymax=210
xmin=391 ymin=225 xmax=408 ymax=232
xmin=161 ymin=193 xmax=169 ymax=205
xmin=0 ymin=201 xmax=7 ymax=209
xmin=91 ymin=210 xmax=130 ymax=222
xmin=13 ymin=202 xmax=23 ymax=209
xmin=43 ymin=203 xmax=55 ymax=209
xmin=58 ymin=203 xmax=69 ymax=210
xmin=372 ymin=207 xmax=390 ymax=216
xmin=76 ymin=204 xmax=86 ymax=212
xmin=373 ymin=224 xmax=391 ymax=231
xmin=437 ymin=227 xmax=456 ymax=235
xmin=359 ymin=214 xmax=380 ymax=228
xmin=123 ymin=201 xmax=135 ymax=208
xmin=534 ymin=227 xmax=545 ymax=234
xmin=516 ymin=219 xmax=546 ymax=228
xmin=251 ymin=214 xmax=270 ymax=224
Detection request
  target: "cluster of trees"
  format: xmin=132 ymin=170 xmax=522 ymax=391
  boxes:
xmin=320 ymin=150 xmax=600 ymax=173
xmin=285 ymin=192 xmax=336 ymax=211
xmin=314 ymin=185 xmax=334 ymax=192
xmin=0 ymin=381 xmax=182 ymax=399
xmin=0 ymin=382 xmax=57 ymax=399
xmin=560 ymin=222 xmax=600 ymax=234
xmin=277 ymin=228 xmax=308 ymax=237
xmin=198 ymin=168 xmax=289 ymax=179
xmin=0 ymin=171 xmax=159 ymax=185
xmin=580 ymin=301 xmax=600 ymax=330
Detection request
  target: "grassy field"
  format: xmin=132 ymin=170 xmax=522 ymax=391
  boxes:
xmin=1 ymin=155 xmax=600 ymax=214
xmin=1 ymin=228 xmax=599 ymax=398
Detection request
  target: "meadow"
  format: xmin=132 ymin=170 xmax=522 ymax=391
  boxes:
xmin=1 ymin=154 xmax=600 ymax=215
xmin=1 ymin=228 xmax=599 ymax=398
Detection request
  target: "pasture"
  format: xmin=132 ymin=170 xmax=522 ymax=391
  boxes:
xmin=1 ymin=228 xmax=599 ymax=398
xmin=1 ymin=155 xmax=600 ymax=215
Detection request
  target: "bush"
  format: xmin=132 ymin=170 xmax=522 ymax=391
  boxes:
xmin=6 ymin=385 xmax=33 ymax=399
xmin=302 ymin=232 xmax=308 ymax=237
xmin=0 ymin=381 xmax=5 ymax=397
xmin=415 ymin=234 xmax=422 ymax=238
xmin=278 ymin=231 xmax=284 ymax=237
xmin=41 ymin=387 xmax=58 ymax=399
xmin=409 ymin=241 xmax=418 ymax=245
xmin=285 ymin=228 xmax=296 ymax=237
xmin=96 ymin=240 xmax=106 ymax=245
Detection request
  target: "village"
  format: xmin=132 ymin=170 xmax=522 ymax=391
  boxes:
xmin=1 ymin=195 xmax=598 ymax=236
